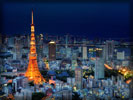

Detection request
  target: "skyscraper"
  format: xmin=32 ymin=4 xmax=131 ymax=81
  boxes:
xmin=14 ymin=36 xmax=22 ymax=60
xmin=36 ymin=34 xmax=44 ymax=61
xmin=48 ymin=41 xmax=56 ymax=61
xmin=82 ymin=46 xmax=88 ymax=60
xmin=75 ymin=66 xmax=83 ymax=89
xmin=103 ymin=40 xmax=114 ymax=61
xmin=129 ymin=80 xmax=133 ymax=98
xmin=71 ymin=60 xmax=77 ymax=70
xmin=25 ymin=10 xmax=45 ymax=84
xmin=95 ymin=57 xmax=104 ymax=79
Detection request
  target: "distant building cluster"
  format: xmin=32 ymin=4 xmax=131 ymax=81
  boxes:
xmin=0 ymin=10 xmax=133 ymax=100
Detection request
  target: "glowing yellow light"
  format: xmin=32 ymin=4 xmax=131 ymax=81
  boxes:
xmin=29 ymin=77 xmax=33 ymax=79
xmin=73 ymin=86 xmax=77 ymax=91
xmin=122 ymin=69 xmax=126 ymax=72
xmin=124 ymin=72 xmax=128 ymax=76
xmin=85 ymin=75 xmax=88 ymax=78
xmin=30 ymin=41 xmax=35 ymax=45
xmin=98 ymin=48 xmax=102 ymax=50
xmin=89 ymin=48 xmax=93 ymax=52
xmin=49 ymin=41 xmax=55 ymax=44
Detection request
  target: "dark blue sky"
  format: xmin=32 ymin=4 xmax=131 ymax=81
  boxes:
xmin=2 ymin=2 xmax=129 ymax=39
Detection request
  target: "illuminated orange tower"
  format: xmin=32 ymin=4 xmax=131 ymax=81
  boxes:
xmin=25 ymin=10 xmax=45 ymax=84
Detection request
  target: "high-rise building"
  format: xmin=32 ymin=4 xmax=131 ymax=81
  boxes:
xmin=65 ymin=34 xmax=68 ymax=49
xmin=117 ymin=51 xmax=125 ymax=60
xmin=75 ymin=66 xmax=83 ymax=89
xmin=36 ymin=34 xmax=44 ymax=61
xmin=7 ymin=36 xmax=15 ymax=47
xmin=66 ymin=48 xmax=71 ymax=58
xmin=95 ymin=48 xmax=103 ymax=58
xmin=14 ymin=36 xmax=22 ymax=60
xmin=103 ymin=40 xmax=114 ymax=61
xmin=82 ymin=46 xmax=88 ymax=60
xmin=129 ymin=80 xmax=133 ymax=98
xmin=48 ymin=41 xmax=56 ymax=61
xmin=25 ymin=10 xmax=45 ymax=84
xmin=95 ymin=58 xmax=104 ymax=79
xmin=71 ymin=60 xmax=77 ymax=70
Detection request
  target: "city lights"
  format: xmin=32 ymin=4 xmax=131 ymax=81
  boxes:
xmin=0 ymin=2 xmax=132 ymax=100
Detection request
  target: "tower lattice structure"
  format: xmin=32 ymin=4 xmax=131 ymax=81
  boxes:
xmin=25 ymin=10 xmax=45 ymax=84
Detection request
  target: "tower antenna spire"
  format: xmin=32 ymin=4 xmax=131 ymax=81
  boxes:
xmin=32 ymin=9 xmax=34 ymax=24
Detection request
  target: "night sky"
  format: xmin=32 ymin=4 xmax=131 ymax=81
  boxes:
xmin=2 ymin=2 xmax=130 ymax=39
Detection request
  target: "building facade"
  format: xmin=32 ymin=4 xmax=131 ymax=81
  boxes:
xmin=75 ymin=66 xmax=83 ymax=89
xmin=48 ymin=41 xmax=56 ymax=61
xmin=95 ymin=57 xmax=104 ymax=79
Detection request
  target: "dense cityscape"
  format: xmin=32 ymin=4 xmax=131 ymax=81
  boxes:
xmin=0 ymin=5 xmax=133 ymax=100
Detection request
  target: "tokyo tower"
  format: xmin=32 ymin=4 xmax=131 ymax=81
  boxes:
xmin=25 ymin=10 xmax=45 ymax=84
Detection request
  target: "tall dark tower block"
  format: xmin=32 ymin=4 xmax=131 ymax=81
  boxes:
xmin=49 ymin=41 xmax=56 ymax=61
